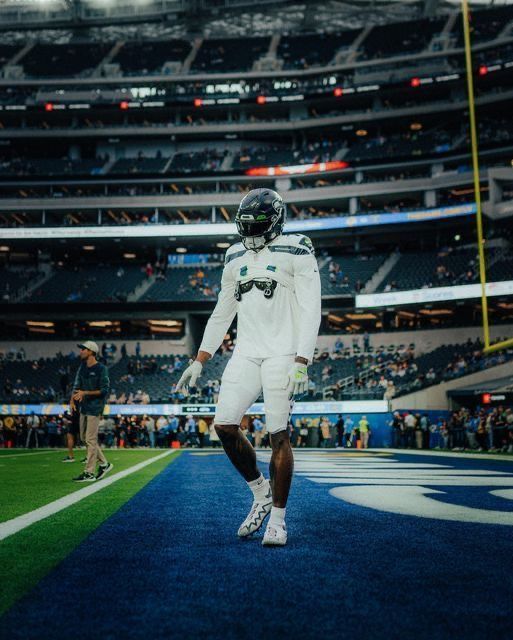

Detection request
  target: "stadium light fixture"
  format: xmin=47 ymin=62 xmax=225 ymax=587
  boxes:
xmin=356 ymin=129 xmax=368 ymax=137
xmin=123 ymin=253 xmax=136 ymax=258
xmin=0 ymin=245 xmax=9 ymax=251
xmin=176 ymin=247 xmax=187 ymax=253
xmin=82 ymin=245 xmax=95 ymax=251
xmin=26 ymin=321 xmax=54 ymax=328
xmin=216 ymin=242 xmax=230 ymax=249
xmin=410 ymin=122 xmax=422 ymax=130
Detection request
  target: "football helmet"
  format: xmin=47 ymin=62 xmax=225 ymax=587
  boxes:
xmin=235 ymin=188 xmax=286 ymax=251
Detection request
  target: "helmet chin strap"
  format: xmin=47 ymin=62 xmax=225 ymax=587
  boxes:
xmin=242 ymin=236 xmax=267 ymax=251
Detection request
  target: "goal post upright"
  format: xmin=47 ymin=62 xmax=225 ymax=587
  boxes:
xmin=462 ymin=0 xmax=492 ymax=352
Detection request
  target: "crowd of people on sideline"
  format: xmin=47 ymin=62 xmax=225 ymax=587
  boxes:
xmin=1 ymin=406 xmax=512 ymax=452
xmin=390 ymin=406 xmax=513 ymax=452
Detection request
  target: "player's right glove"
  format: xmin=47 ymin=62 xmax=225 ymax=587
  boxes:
xmin=176 ymin=360 xmax=203 ymax=391
xmin=286 ymin=362 xmax=308 ymax=399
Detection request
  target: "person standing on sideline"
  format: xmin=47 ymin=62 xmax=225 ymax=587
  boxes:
xmin=25 ymin=412 xmax=40 ymax=448
xmin=71 ymin=341 xmax=113 ymax=482
xmin=144 ymin=414 xmax=156 ymax=448
xmin=344 ymin=416 xmax=354 ymax=447
xmin=335 ymin=415 xmax=345 ymax=448
xmin=358 ymin=415 xmax=370 ymax=449
xmin=176 ymin=188 xmax=321 ymax=546
xmin=62 ymin=409 xmax=80 ymax=462
xmin=253 ymin=416 xmax=266 ymax=448
xmin=197 ymin=417 xmax=208 ymax=448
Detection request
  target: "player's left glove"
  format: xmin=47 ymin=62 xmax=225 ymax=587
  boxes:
xmin=286 ymin=362 xmax=308 ymax=399
xmin=176 ymin=359 xmax=202 ymax=391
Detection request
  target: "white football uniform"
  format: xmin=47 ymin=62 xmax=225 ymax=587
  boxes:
xmin=199 ymin=233 xmax=322 ymax=433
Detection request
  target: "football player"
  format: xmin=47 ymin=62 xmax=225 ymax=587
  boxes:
xmin=177 ymin=188 xmax=321 ymax=546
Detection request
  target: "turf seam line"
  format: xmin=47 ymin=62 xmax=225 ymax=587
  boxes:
xmin=0 ymin=450 xmax=174 ymax=542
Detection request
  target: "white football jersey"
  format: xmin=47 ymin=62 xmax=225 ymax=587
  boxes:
xmin=199 ymin=233 xmax=322 ymax=361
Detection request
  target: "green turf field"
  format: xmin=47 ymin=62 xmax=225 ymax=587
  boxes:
xmin=0 ymin=449 xmax=179 ymax=616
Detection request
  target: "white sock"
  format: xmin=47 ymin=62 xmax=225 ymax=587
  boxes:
xmin=248 ymin=474 xmax=269 ymax=500
xmin=269 ymin=506 xmax=286 ymax=528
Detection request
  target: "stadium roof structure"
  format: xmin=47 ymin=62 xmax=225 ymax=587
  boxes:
xmin=0 ymin=0 xmax=510 ymax=32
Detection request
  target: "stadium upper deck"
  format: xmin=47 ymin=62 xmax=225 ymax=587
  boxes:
xmin=0 ymin=3 xmax=512 ymax=78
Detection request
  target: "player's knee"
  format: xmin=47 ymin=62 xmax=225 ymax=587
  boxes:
xmin=214 ymin=423 xmax=238 ymax=441
xmin=270 ymin=429 xmax=290 ymax=450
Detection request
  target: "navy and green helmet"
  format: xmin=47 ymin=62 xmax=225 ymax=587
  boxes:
xmin=235 ymin=188 xmax=286 ymax=250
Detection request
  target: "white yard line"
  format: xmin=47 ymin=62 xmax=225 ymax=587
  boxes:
xmin=0 ymin=450 xmax=174 ymax=542
xmin=370 ymin=448 xmax=513 ymax=462
xmin=0 ymin=451 xmax=64 ymax=459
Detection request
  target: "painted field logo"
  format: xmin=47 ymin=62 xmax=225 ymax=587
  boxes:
xmin=258 ymin=451 xmax=513 ymax=526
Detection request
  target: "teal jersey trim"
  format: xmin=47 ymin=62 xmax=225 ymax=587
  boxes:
xmin=268 ymin=246 xmax=311 ymax=256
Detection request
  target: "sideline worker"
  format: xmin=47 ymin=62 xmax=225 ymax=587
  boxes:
xmin=71 ymin=341 xmax=113 ymax=482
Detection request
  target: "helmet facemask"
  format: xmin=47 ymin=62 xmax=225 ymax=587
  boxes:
xmin=235 ymin=189 xmax=286 ymax=252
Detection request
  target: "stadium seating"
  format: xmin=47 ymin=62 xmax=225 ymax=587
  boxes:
xmin=358 ymin=18 xmax=446 ymax=59
xmin=321 ymin=255 xmax=388 ymax=295
xmin=167 ymin=150 xmax=227 ymax=174
xmin=0 ymin=355 xmax=77 ymax=403
xmin=378 ymin=249 xmax=480 ymax=291
xmin=112 ymin=39 xmax=192 ymax=75
xmin=20 ymin=43 xmax=112 ymax=78
xmin=0 ymin=44 xmax=19 ymax=66
xmin=452 ymin=5 xmax=513 ymax=45
xmin=345 ymin=129 xmax=454 ymax=163
xmin=1 ymin=267 xmax=43 ymax=301
xmin=0 ymin=158 xmax=106 ymax=177
xmin=142 ymin=266 xmax=222 ymax=302
xmin=191 ymin=37 xmax=271 ymax=72
xmin=27 ymin=265 xmax=147 ymax=304
xmin=277 ymin=31 xmax=358 ymax=69
xmin=109 ymin=157 xmax=169 ymax=175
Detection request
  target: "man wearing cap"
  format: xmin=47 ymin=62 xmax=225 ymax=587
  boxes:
xmin=71 ymin=341 xmax=113 ymax=482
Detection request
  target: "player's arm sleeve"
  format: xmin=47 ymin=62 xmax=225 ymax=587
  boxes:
xmin=99 ymin=366 xmax=110 ymax=399
xmin=198 ymin=261 xmax=237 ymax=356
xmin=293 ymin=244 xmax=322 ymax=363
xmin=72 ymin=368 xmax=82 ymax=391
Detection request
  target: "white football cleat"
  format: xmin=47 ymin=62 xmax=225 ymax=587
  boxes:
xmin=262 ymin=522 xmax=287 ymax=547
xmin=237 ymin=486 xmax=272 ymax=538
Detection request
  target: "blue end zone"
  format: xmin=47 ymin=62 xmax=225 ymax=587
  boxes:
xmin=2 ymin=451 xmax=513 ymax=639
